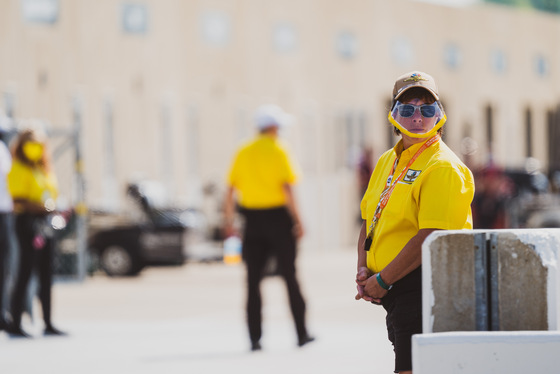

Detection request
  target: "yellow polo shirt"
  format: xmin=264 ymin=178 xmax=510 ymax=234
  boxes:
xmin=8 ymin=160 xmax=58 ymax=213
xmin=360 ymin=138 xmax=474 ymax=273
xmin=228 ymin=134 xmax=299 ymax=209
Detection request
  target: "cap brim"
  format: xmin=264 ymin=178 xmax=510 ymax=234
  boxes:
xmin=257 ymin=114 xmax=294 ymax=129
xmin=394 ymin=84 xmax=439 ymax=101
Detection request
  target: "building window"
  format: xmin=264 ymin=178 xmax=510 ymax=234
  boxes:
xmin=160 ymin=102 xmax=173 ymax=192
xmin=391 ymin=37 xmax=414 ymax=66
xmin=443 ymin=43 xmax=462 ymax=70
xmin=3 ymin=92 xmax=16 ymax=118
xmin=273 ymin=22 xmax=297 ymax=53
xmin=485 ymin=104 xmax=494 ymax=155
xmin=122 ymin=3 xmax=149 ymax=34
xmin=525 ymin=107 xmax=533 ymax=158
xmin=200 ymin=11 xmax=231 ymax=47
xmin=336 ymin=31 xmax=358 ymax=60
xmin=490 ymin=48 xmax=507 ymax=74
xmin=534 ymin=54 xmax=549 ymax=77
xmin=386 ymin=98 xmax=397 ymax=149
xmin=235 ymin=107 xmax=250 ymax=143
xmin=342 ymin=110 xmax=367 ymax=169
xmin=460 ymin=125 xmax=478 ymax=165
xmin=301 ymin=108 xmax=318 ymax=174
xmin=103 ymin=99 xmax=116 ymax=180
xmin=102 ymin=98 xmax=118 ymax=210
xmin=547 ymin=108 xmax=559 ymax=174
xmin=186 ymin=104 xmax=200 ymax=177
xmin=21 ymin=0 xmax=59 ymax=24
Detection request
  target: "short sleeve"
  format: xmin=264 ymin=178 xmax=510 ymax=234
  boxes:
xmin=8 ymin=162 xmax=31 ymax=200
xmin=227 ymin=151 xmax=241 ymax=187
xmin=418 ymin=166 xmax=474 ymax=230
xmin=282 ymin=150 xmax=299 ymax=185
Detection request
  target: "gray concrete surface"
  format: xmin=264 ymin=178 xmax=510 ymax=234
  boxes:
xmin=425 ymin=230 xmax=555 ymax=333
xmin=495 ymin=232 xmax=548 ymax=330
xmin=0 ymin=248 xmax=393 ymax=374
xmin=429 ymin=233 xmax=477 ymax=332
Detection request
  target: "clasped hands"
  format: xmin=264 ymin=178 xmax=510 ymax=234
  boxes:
xmin=355 ymin=266 xmax=387 ymax=305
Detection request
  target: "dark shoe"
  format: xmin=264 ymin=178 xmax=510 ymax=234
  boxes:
xmin=251 ymin=340 xmax=262 ymax=351
xmin=44 ymin=325 xmax=66 ymax=336
xmin=298 ymin=335 xmax=315 ymax=347
xmin=6 ymin=324 xmax=32 ymax=338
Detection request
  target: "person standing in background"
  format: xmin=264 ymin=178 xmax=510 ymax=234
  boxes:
xmin=0 ymin=123 xmax=13 ymax=331
xmin=7 ymin=128 xmax=65 ymax=337
xmin=358 ymin=146 xmax=374 ymax=198
xmin=357 ymin=146 xmax=374 ymax=223
xmin=224 ymin=104 xmax=314 ymax=351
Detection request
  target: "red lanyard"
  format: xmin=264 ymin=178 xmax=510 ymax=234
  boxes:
xmin=364 ymin=135 xmax=440 ymax=250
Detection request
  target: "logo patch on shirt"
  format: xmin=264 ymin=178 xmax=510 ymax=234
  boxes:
xmin=403 ymin=169 xmax=421 ymax=183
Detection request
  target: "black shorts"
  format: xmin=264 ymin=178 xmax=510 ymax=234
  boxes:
xmin=381 ymin=266 xmax=422 ymax=373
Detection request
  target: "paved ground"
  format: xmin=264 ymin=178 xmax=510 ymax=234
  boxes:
xmin=0 ymin=248 xmax=394 ymax=374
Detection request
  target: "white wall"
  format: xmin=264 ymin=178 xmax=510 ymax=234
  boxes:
xmin=413 ymin=331 xmax=560 ymax=373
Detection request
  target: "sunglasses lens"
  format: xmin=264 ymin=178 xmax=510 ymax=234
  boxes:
xmin=420 ymin=105 xmax=436 ymax=118
xmin=397 ymin=103 xmax=437 ymax=118
xmin=398 ymin=104 xmax=415 ymax=117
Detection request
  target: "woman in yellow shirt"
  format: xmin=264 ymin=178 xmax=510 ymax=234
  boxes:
xmin=356 ymin=72 xmax=474 ymax=373
xmin=7 ymin=128 xmax=64 ymax=337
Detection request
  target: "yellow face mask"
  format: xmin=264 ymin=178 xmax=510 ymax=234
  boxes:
xmin=388 ymin=100 xmax=447 ymax=139
xmin=23 ymin=141 xmax=44 ymax=162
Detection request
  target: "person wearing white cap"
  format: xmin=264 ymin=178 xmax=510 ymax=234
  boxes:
xmin=355 ymin=71 xmax=475 ymax=373
xmin=224 ymin=104 xmax=313 ymax=351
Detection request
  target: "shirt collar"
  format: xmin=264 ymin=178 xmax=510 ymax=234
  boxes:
xmin=393 ymin=138 xmax=427 ymax=159
xmin=258 ymin=133 xmax=277 ymax=141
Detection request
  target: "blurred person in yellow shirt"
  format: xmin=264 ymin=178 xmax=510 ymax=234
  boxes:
xmin=355 ymin=72 xmax=474 ymax=374
xmin=7 ymin=128 xmax=64 ymax=337
xmin=224 ymin=104 xmax=313 ymax=351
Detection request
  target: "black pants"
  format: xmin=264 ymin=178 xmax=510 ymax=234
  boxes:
xmin=11 ymin=213 xmax=54 ymax=329
xmin=0 ymin=212 xmax=11 ymax=322
xmin=381 ymin=266 xmax=423 ymax=373
xmin=241 ymin=207 xmax=308 ymax=343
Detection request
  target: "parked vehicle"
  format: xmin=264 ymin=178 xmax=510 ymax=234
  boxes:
xmin=88 ymin=182 xmax=208 ymax=276
xmin=500 ymin=168 xmax=560 ymax=229
xmin=472 ymin=165 xmax=560 ymax=229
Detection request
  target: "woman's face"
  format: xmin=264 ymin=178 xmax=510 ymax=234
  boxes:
xmin=397 ymin=98 xmax=438 ymax=136
xmin=397 ymin=98 xmax=438 ymax=147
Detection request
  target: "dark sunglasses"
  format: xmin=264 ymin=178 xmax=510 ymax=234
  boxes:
xmin=397 ymin=102 xmax=438 ymax=118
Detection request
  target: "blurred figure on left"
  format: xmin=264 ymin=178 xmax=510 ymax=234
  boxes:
xmin=0 ymin=125 xmax=13 ymax=331
xmin=6 ymin=129 xmax=65 ymax=337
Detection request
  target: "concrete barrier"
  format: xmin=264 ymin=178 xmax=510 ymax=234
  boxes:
xmin=412 ymin=331 xmax=560 ymax=373
xmin=422 ymin=229 xmax=560 ymax=333
xmin=422 ymin=231 xmax=477 ymax=332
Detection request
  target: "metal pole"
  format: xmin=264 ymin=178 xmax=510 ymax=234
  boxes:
xmin=474 ymin=232 xmax=489 ymax=331
xmin=72 ymin=97 xmax=87 ymax=281
xmin=489 ymin=233 xmax=500 ymax=331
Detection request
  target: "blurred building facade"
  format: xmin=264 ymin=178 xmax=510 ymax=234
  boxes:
xmin=0 ymin=0 xmax=559 ymax=250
